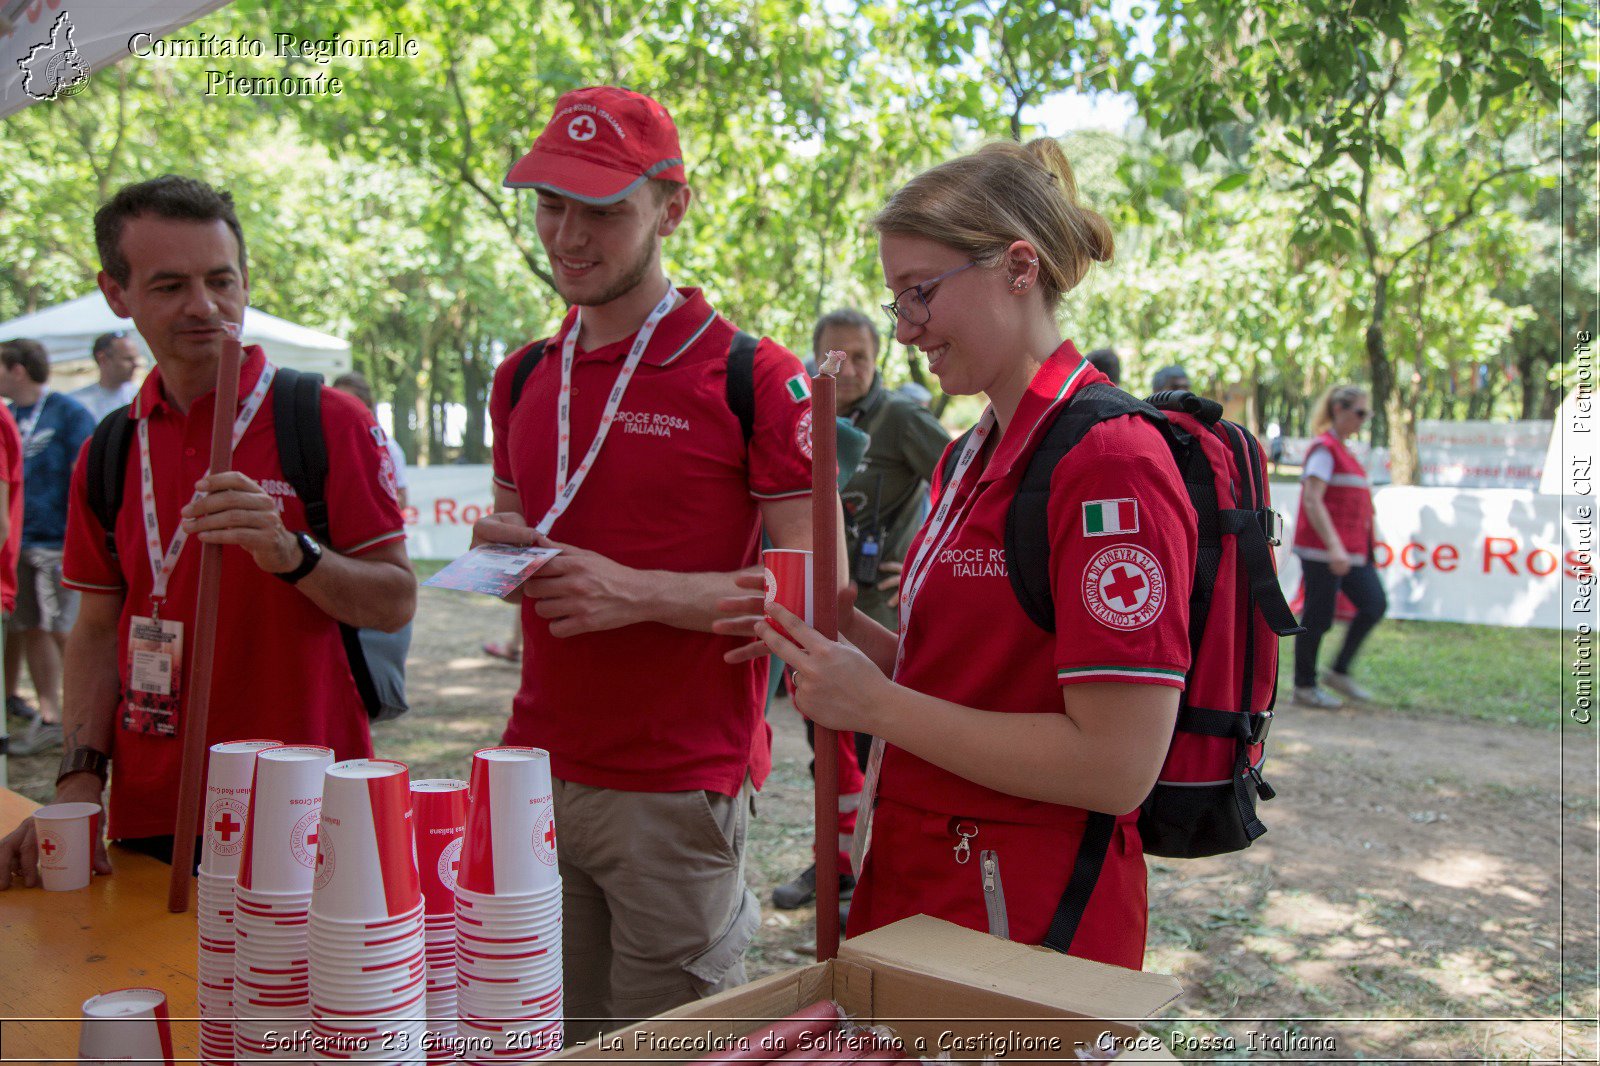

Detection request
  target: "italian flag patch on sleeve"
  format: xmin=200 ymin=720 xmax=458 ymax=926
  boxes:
xmin=785 ymin=374 xmax=811 ymax=403
xmin=1083 ymin=498 xmax=1138 ymax=536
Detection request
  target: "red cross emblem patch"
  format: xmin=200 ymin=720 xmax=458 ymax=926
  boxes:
xmin=1081 ymin=544 xmax=1166 ymax=631
xmin=567 ymin=115 xmax=597 ymax=141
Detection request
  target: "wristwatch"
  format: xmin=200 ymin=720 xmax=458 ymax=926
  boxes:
xmin=274 ymin=531 xmax=324 ymax=585
xmin=57 ymin=746 xmax=110 ymax=788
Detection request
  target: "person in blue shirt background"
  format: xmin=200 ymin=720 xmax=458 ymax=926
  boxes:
xmin=0 ymin=339 xmax=95 ymax=754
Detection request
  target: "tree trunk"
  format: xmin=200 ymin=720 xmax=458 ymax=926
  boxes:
xmin=461 ymin=335 xmax=489 ymax=464
xmin=1365 ymin=271 xmax=1418 ymax=484
xmin=392 ymin=362 xmax=419 ymax=466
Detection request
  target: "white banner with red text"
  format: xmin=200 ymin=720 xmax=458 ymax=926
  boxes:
xmin=1273 ymin=484 xmax=1590 ymax=630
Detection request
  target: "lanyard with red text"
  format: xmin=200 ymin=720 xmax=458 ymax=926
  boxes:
xmin=852 ymin=406 xmax=994 ymax=876
xmin=536 ymin=286 xmax=679 ymax=536
xmin=891 ymin=406 xmax=996 ymax=681
xmin=136 ymin=363 xmax=276 ymax=616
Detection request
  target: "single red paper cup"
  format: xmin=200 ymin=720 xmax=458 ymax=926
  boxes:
xmin=309 ymin=759 xmax=421 ymax=921
xmin=762 ymin=548 xmax=813 ymax=642
xmin=412 ymin=778 xmax=468 ymax=914
xmin=238 ymin=745 xmax=333 ymax=893
xmin=201 ymin=739 xmax=281 ymax=877
xmin=33 ymin=801 xmax=101 ymax=891
xmin=459 ymin=749 xmax=557 ymax=896
xmin=78 ymin=988 xmax=175 ymax=1065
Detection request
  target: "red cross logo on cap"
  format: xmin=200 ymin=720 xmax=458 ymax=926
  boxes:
xmin=40 ymin=838 xmax=57 ymax=857
xmin=1103 ymin=565 xmax=1148 ymax=609
xmin=568 ymin=115 xmax=596 ymax=142
xmin=213 ymin=812 xmax=241 ymax=842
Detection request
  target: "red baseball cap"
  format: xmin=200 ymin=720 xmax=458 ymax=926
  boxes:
xmin=504 ymin=86 xmax=687 ymax=205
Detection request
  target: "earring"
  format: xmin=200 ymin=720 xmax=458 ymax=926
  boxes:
xmin=1010 ymin=277 xmax=1029 ymax=292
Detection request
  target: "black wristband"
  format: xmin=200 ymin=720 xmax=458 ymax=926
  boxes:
xmin=274 ymin=531 xmax=324 ymax=585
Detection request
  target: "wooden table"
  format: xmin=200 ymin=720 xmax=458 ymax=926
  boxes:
xmin=0 ymin=788 xmax=200 ymax=1060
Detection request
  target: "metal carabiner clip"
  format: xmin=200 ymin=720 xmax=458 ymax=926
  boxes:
xmin=952 ymin=820 xmax=979 ymax=865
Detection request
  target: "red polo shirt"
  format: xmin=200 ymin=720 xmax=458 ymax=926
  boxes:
xmin=490 ymin=288 xmax=812 ymax=795
xmin=0 ymin=404 xmax=21 ymax=614
xmin=848 ymin=343 xmax=1196 ymax=965
xmin=62 ymin=346 xmax=405 ymax=839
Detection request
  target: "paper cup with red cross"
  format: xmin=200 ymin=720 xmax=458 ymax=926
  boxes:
xmin=411 ymin=778 xmax=468 ymax=914
xmin=202 ymin=739 xmax=281 ymax=877
xmin=307 ymin=759 xmax=421 ymax=922
xmin=762 ymin=547 xmax=813 ymax=643
xmin=459 ymin=748 xmax=558 ymax=896
xmin=77 ymin=988 xmax=175 ymax=1065
xmin=238 ymin=745 xmax=333 ymax=894
xmin=33 ymin=801 xmax=102 ymax=892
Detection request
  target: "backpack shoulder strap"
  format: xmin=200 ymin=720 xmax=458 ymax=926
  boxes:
xmin=726 ymin=332 xmax=758 ymax=445
xmin=272 ymin=367 xmax=331 ymax=542
xmin=508 ymin=339 xmax=550 ymax=410
xmin=1007 ymin=382 xmax=1169 ymax=632
xmin=86 ymin=407 xmax=137 ymax=561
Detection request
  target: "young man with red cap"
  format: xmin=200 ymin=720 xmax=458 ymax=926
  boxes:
xmin=474 ymin=87 xmax=818 ymax=1035
xmin=0 ymin=175 xmax=414 ymax=886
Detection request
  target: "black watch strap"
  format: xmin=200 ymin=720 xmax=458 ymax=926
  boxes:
xmin=275 ymin=532 xmax=323 ymax=585
xmin=57 ymin=746 xmax=110 ymax=788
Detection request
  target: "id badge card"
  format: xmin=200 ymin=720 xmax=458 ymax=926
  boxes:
xmin=123 ymin=615 xmax=184 ymax=737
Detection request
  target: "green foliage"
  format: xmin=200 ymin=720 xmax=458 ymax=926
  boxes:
xmin=0 ymin=0 xmax=1588 ymax=462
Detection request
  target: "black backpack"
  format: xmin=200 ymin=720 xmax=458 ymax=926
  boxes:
xmin=506 ymin=330 xmax=760 ymax=440
xmin=85 ymin=367 xmax=408 ymax=722
xmin=939 ymin=384 xmax=1303 ymax=954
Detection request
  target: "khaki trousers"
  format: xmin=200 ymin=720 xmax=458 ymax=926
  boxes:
xmin=555 ymin=776 xmax=760 ymax=1045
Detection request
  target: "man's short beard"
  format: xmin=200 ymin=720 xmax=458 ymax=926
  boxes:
xmin=558 ymin=230 xmax=661 ymax=309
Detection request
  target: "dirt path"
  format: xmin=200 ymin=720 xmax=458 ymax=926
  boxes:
xmin=7 ymin=585 xmax=1594 ymax=1061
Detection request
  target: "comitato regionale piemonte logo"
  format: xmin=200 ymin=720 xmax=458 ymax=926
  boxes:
xmin=17 ymin=9 xmax=90 ymax=102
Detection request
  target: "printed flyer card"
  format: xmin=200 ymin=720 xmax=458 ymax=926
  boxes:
xmin=423 ymin=544 xmax=562 ymax=599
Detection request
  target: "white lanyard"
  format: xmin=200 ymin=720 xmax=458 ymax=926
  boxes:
xmin=891 ymin=407 xmax=996 ymax=680
xmin=17 ymin=388 xmax=50 ymax=449
xmin=536 ymin=286 xmax=678 ymax=536
xmin=137 ymin=364 xmax=277 ymax=609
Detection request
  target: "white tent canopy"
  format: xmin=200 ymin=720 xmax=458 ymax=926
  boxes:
xmin=0 ymin=292 xmax=352 ymax=377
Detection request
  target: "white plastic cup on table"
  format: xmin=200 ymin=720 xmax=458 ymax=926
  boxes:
xmin=309 ymin=758 xmax=421 ymax=920
xmin=238 ymin=745 xmax=333 ymax=894
xmin=202 ymin=739 xmax=281 ymax=876
xmin=78 ymin=987 xmax=175 ymax=1065
xmin=33 ymin=801 xmax=102 ymax=891
xmin=459 ymin=748 xmax=558 ymax=896
xmin=761 ymin=547 xmax=813 ymax=643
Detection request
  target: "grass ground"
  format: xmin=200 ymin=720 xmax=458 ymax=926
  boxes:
xmin=1284 ymin=618 xmax=1562 ymax=727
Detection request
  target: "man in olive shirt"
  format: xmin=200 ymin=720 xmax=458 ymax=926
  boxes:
xmin=772 ymin=308 xmax=949 ymax=911
xmin=825 ymin=309 xmax=949 ymax=630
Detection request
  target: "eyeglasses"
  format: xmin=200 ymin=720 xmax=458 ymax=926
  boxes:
xmin=881 ymin=261 xmax=977 ymax=328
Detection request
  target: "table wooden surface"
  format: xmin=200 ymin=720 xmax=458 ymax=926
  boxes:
xmin=0 ymin=787 xmax=200 ymax=1061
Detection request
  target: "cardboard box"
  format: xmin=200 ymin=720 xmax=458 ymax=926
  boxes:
xmin=555 ymin=916 xmax=1182 ymax=1064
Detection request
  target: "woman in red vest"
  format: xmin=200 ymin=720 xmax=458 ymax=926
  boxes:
xmin=724 ymin=139 xmax=1197 ymax=969
xmin=1290 ymin=385 xmax=1388 ymax=708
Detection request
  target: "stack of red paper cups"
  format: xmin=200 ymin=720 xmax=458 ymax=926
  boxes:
xmin=233 ymin=744 xmax=333 ymax=1061
xmin=197 ymin=739 xmax=281 ymax=1064
xmin=308 ymin=758 xmax=427 ymax=1060
xmin=412 ymin=778 xmax=468 ymax=1056
xmin=455 ymin=747 xmax=563 ymax=1060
